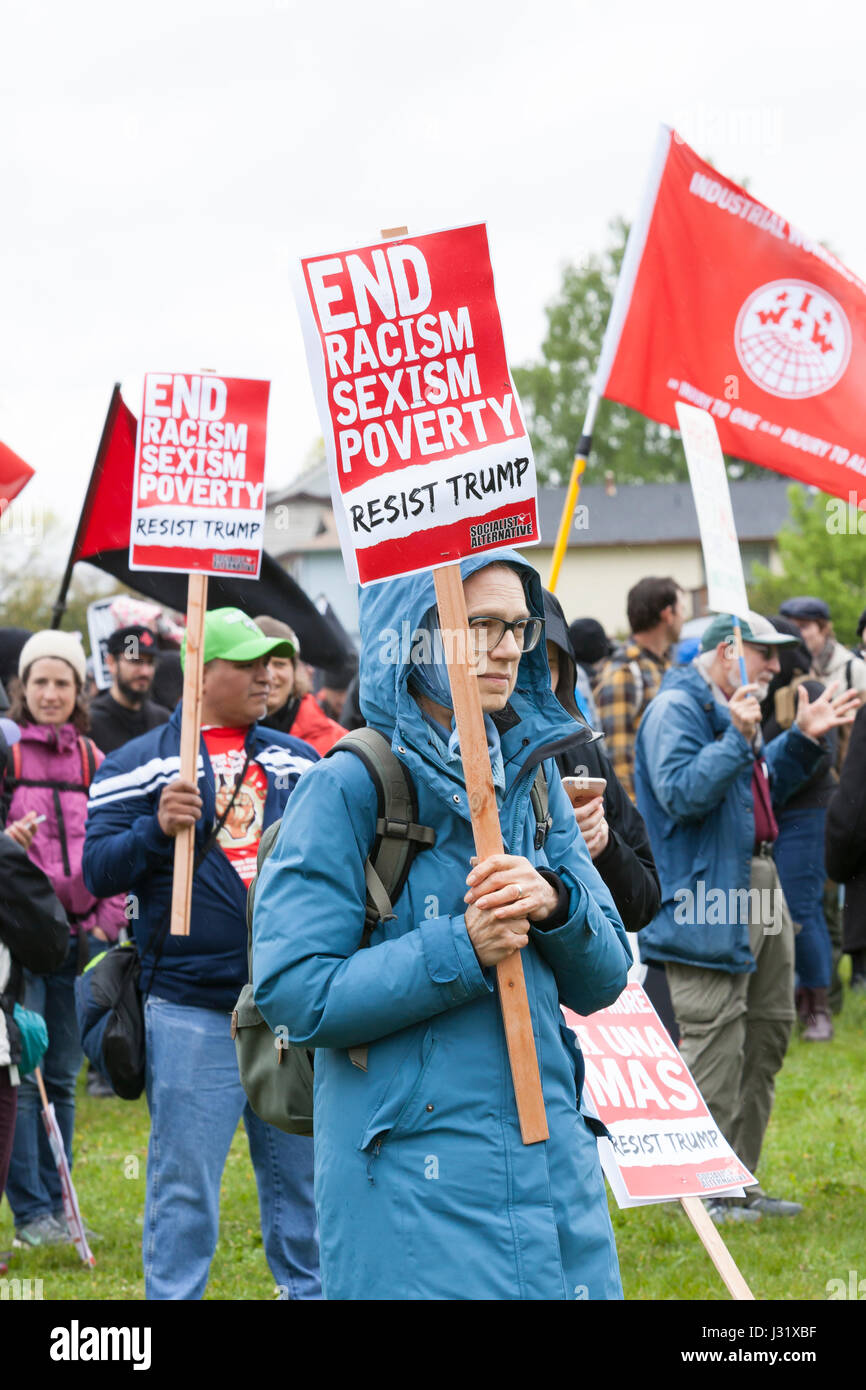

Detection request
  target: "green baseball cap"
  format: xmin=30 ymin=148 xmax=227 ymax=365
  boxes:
xmin=700 ymin=610 xmax=800 ymax=652
xmin=180 ymin=607 xmax=297 ymax=671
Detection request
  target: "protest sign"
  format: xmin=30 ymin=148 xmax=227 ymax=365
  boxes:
xmin=86 ymin=597 xmax=119 ymax=690
xmin=564 ymin=983 xmax=755 ymax=1206
xmin=35 ymin=1068 xmax=94 ymax=1267
xmin=675 ymin=403 xmax=750 ymax=620
xmin=294 ymin=223 xmax=538 ymax=585
xmin=127 ymin=372 xmax=270 ymax=935
xmin=130 ymin=373 xmax=269 ymax=579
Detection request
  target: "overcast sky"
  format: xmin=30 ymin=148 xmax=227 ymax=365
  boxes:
xmin=3 ymin=0 xmax=865 ymax=540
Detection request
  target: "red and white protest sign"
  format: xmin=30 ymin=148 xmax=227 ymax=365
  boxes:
xmin=130 ymin=373 xmax=269 ymax=578
xmin=565 ymin=984 xmax=755 ymax=1207
xmin=293 ymin=223 xmax=538 ymax=585
xmin=595 ymin=127 xmax=866 ymax=501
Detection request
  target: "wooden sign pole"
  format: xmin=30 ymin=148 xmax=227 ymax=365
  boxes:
xmin=680 ymin=1196 xmax=755 ymax=1300
xmin=170 ymin=571 xmax=208 ymax=936
xmin=374 ymin=224 xmax=546 ymax=1144
xmin=433 ymin=565 xmax=548 ymax=1144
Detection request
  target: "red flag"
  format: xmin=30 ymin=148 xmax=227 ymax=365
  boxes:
xmin=0 ymin=438 xmax=34 ymax=505
xmin=595 ymin=127 xmax=866 ymax=499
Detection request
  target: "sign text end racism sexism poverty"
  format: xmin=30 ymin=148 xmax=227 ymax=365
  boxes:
xmin=130 ymin=373 xmax=270 ymax=578
xmin=294 ymin=224 xmax=539 ymax=585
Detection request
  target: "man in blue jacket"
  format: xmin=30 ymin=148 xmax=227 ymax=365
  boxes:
xmin=83 ymin=609 xmax=321 ymax=1300
xmin=635 ymin=612 xmax=858 ymax=1223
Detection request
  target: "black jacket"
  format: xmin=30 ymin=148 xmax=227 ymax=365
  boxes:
xmin=0 ymin=833 xmax=69 ymax=1068
xmin=763 ymin=679 xmax=837 ymax=811
xmin=543 ymin=590 xmax=660 ymax=933
xmin=825 ymin=702 xmax=866 ymax=953
xmin=88 ymin=689 xmax=171 ymax=756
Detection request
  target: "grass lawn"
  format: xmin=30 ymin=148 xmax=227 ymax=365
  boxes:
xmin=2 ymin=985 xmax=863 ymax=1301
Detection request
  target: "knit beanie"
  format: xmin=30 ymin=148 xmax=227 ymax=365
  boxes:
xmin=18 ymin=630 xmax=87 ymax=686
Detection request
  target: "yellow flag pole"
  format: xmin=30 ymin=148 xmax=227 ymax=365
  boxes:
xmin=547 ymin=390 xmax=600 ymax=594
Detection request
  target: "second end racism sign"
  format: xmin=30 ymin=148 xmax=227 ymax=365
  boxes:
xmin=294 ymin=223 xmax=539 ymax=585
xmin=130 ymin=372 xmax=269 ymax=579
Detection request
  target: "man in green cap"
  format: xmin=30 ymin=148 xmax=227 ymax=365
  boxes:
xmin=83 ymin=608 xmax=322 ymax=1300
xmin=633 ymin=611 xmax=858 ymax=1224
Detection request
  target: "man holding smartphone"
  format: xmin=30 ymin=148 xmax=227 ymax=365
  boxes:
xmin=634 ymin=612 xmax=858 ymax=1222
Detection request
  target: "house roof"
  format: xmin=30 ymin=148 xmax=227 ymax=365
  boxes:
xmin=537 ymin=478 xmax=797 ymax=547
xmin=268 ymin=462 xmax=330 ymax=507
xmin=268 ymin=468 xmax=799 ymax=550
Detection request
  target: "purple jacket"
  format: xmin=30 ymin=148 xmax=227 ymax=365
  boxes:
xmin=6 ymin=722 xmax=126 ymax=940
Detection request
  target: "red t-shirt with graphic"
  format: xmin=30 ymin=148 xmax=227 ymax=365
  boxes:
xmin=202 ymin=727 xmax=268 ymax=887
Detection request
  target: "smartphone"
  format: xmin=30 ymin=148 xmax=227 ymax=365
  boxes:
xmin=562 ymin=776 xmax=607 ymax=807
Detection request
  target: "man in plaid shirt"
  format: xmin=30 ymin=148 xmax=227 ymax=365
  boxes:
xmin=594 ymin=577 xmax=686 ymax=801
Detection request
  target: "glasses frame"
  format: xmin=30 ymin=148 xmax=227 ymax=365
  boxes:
xmin=467 ymin=614 xmax=545 ymax=654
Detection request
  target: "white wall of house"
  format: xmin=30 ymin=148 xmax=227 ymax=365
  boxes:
xmin=544 ymin=543 xmax=706 ymax=636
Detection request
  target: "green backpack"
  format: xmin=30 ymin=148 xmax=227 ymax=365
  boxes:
xmin=232 ymin=727 xmax=551 ymax=1136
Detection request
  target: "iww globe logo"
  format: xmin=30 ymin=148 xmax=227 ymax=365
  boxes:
xmin=734 ymin=279 xmax=852 ymax=399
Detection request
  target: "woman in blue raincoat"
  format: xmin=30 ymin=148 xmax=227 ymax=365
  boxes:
xmin=253 ymin=551 xmax=632 ymax=1300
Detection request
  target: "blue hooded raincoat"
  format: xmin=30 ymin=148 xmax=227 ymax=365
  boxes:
xmin=252 ymin=551 xmax=632 ymax=1300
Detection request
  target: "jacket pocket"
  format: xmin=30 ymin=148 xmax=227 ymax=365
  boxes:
xmin=358 ymin=1025 xmax=438 ymax=1154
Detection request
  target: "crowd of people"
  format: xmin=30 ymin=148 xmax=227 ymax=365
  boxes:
xmin=0 ymin=561 xmax=864 ymax=1299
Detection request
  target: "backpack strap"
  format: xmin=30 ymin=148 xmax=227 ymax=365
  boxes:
xmin=78 ymin=736 xmax=98 ymax=787
xmin=326 ymin=729 xmax=436 ymax=937
xmin=5 ymin=735 xmax=98 ymax=795
xmin=244 ymin=732 xmax=436 ymax=1077
xmin=528 ymin=764 xmax=552 ymax=851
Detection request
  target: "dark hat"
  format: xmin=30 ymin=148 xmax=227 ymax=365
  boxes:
xmin=857 ymin=608 xmax=866 ymax=639
xmin=568 ymin=618 xmax=612 ymax=666
xmin=778 ymin=596 xmax=831 ymax=623
xmin=317 ymin=654 xmax=359 ymax=690
xmin=106 ymin=624 xmax=159 ymax=657
xmin=0 ymin=628 xmax=32 ymax=687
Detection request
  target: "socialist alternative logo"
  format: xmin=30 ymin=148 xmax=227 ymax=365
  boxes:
xmin=734 ymin=279 xmax=852 ymax=399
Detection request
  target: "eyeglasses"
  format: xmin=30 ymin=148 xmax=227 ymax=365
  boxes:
xmin=467 ymin=615 xmax=544 ymax=654
xmin=746 ymin=644 xmax=774 ymax=661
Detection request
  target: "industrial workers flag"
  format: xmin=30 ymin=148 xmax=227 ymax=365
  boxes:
xmin=595 ymin=127 xmax=866 ymax=499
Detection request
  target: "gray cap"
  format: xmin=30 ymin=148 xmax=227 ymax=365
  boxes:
xmin=701 ymin=611 xmax=800 ymax=652
xmin=779 ymin=596 xmax=830 ymax=622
